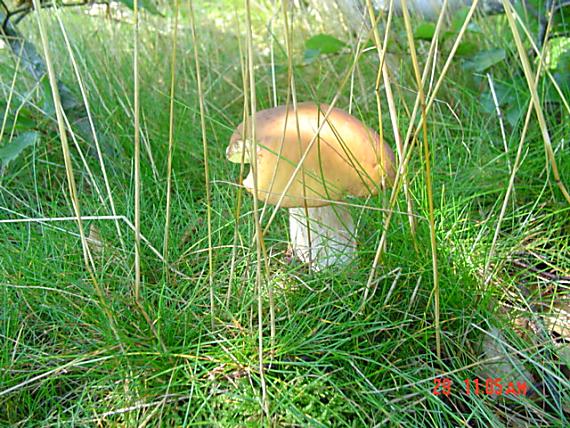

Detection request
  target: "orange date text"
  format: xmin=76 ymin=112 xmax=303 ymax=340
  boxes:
xmin=432 ymin=377 xmax=528 ymax=397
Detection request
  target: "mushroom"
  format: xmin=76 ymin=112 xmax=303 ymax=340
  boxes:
xmin=226 ymin=102 xmax=395 ymax=271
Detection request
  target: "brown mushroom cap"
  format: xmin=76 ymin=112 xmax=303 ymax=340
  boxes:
xmin=226 ymin=102 xmax=395 ymax=208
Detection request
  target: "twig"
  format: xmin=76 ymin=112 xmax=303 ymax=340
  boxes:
xmin=509 ymin=258 xmax=570 ymax=284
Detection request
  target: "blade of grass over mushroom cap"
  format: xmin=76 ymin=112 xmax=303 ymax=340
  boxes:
xmin=229 ymin=141 xmax=347 ymax=205
xmin=280 ymin=0 xmax=313 ymax=270
xmin=229 ymin=106 xmax=391 ymax=205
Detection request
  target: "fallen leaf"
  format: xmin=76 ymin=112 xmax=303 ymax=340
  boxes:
xmin=87 ymin=224 xmax=104 ymax=256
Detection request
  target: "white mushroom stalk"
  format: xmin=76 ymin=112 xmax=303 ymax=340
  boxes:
xmin=226 ymin=103 xmax=395 ymax=271
xmin=288 ymin=205 xmax=356 ymax=271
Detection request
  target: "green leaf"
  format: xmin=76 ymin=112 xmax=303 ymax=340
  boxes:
xmin=41 ymin=77 xmax=56 ymax=118
xmin=0 ymin=106 xmax=36 ymax=133
xmin=15 ymin=109 xmax=36 ymax=132
xmin=505 ymin=104 xmax=524 ymax=127
xmin=304 ymin=34 xmax=346 ymax=55
xmin=463 ymin=48 xmax=506 ymax=72
xmin=303 ymin=49 xmax=321 ymax=64
xmin=450 ymin=8 xmax=482 ymax=34
xmin=451 ymin=8 xmax=469 ymax=32
xmin=493 ymin=82 xmax=516 ymax=106
xmin=414 ymin=23 xmax=436 ymax=41
xmin=480 ymin=92 xmax=495 ymax=114
xmin=116 ymin=0 xmax=162 ymax=16
xmin=513 ymin=1 xmax=539 ymax=36
xmin=467 ymin=22 xmax=483 ymax=34
xmin=455 ymin=41 xmax=478 ymax=57
xmin=552 ymin=3 xmax=570 ymax=29
xmin=0 ymin=131 xmax=39 ymax=168
xmin=266 ymin=63 xmax=288 ymax=76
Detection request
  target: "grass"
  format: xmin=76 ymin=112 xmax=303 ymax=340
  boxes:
xmin=1 ymin=0 xmax=569 ymax=426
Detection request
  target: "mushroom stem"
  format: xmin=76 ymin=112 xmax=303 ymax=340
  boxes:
xmin=288 ymin=205 xmax=356 ymax=271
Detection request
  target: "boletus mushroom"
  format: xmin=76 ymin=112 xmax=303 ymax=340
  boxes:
xmin=227 ymin=102 xmax=395 ymax=271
